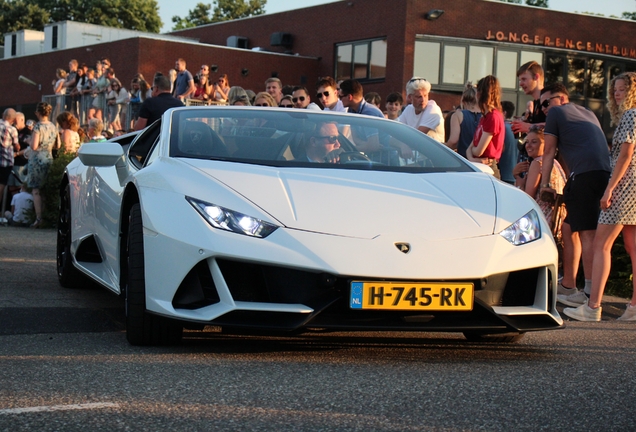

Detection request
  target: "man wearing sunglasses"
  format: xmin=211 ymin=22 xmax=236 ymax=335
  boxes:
xmin=539 ymin=82 xmax=611 ymax=308
xmin=292 ymin=86 xmax=321 ymax=110
xmin=315 ymin=77 xmax=346 ymax=112
xmin=305 ymin=122 xmax=342 ymax=163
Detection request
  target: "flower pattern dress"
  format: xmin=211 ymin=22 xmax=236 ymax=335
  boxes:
xmin=599 ymin=109 xmax=636 ymax=225
xmin=27 ymin=121 xmax=58 ymax=188
xmin=533 ymin=155 xmax=567 ymax=238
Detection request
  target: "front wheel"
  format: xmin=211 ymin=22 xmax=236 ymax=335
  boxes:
xmin=56 ymin=183 xmax=85 ymax=288
xmin=125 ymin=203 xmax=182 ymax=346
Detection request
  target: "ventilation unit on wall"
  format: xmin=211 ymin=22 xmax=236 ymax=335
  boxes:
xmin=270 ymin=32 xmax=293 ymax=48
xmin=227 ymin=36 xmax=249 ymax=49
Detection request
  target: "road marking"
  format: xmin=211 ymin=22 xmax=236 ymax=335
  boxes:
xmin=0 ymin=258 xmax=56 ymax=263
xmin=0 ymin=402 xmax=119 ymax=415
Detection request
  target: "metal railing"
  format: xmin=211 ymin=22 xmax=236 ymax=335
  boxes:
xmin=41 ymin=94 xmax=228 ymax=132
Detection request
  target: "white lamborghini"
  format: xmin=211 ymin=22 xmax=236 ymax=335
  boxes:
xmin=57 ymin=107 xmax=563 ymax=345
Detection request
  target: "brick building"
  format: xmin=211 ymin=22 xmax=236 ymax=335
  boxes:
xmin=2 ymin=0 xmax=635 ymax=133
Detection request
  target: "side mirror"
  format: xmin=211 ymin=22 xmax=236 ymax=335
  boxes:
xmin=78 ymin=143 xmax=124 ymax=167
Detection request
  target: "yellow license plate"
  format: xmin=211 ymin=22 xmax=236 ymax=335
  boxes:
xmin=350 ymin=281 xmax=473 ymax=311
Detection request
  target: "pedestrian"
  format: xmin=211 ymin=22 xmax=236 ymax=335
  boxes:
xmin=466 ymin=75 xmax=505 ymax=179
xmin=563 ymin=72 xmax=636 ymax=321
xmin=0 ymin=108 xmax=19 ymax=209
xmin=27 ymin=102 xmax=59 ymax=228
xmin=445 ymin=81 xmax=481 ymax=158
xmin=398 ymin=77 xmax=445 ymax=142
xmin=539 ymin=83 xmax=611 ymax=306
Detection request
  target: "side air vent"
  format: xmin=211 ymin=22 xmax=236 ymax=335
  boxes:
xmin=75 ymin=235 xmax=102 ymax=263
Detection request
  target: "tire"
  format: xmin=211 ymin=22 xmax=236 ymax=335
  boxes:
xmin=56 ymin=184 xmax=85 ymax=288
xmin=125 ymin=203 xmax=182 ymax=346
xmin=463 ymin=332 xmax=525 ymax=343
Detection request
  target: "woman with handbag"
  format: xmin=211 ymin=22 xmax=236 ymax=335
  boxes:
xmin=27 ymin=102 xmax=60 ymax=228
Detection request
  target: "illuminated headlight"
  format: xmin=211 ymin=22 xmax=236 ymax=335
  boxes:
xmin=187 ymin=197 xmax=278 ymax=238
xmin=499 ymin=209 xmax=541 ymax=246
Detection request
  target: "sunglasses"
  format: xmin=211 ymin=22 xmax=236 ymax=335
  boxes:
xmin=541 ymin=96 xmax=560 ymax=109
xmin=316 ymin=91 xmax=331 ymax=99
xmin=280 ymin=103 xmax=293 ymax=108
xmin=315 ymin=135 xmax=338 ymax=144
xmin=408 ymin=77 xmax=427 ymax=83
xmin=254 ymin=103 xmax=269 ymax=107
xmin=292 ymin=96 xmax=306 ymax=103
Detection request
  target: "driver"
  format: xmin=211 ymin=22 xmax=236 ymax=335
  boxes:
xmin=306 ymin=122 xmax=343 ymax=163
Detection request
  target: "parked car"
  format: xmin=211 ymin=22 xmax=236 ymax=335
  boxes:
xmin=58 ymin=106 xmax=563 ymax=345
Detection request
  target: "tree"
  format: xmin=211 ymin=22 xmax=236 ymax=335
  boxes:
xmin=0 ymin=0 xmax=50 ymax=44
xmin=172 ymin=3 xmax=214 ymax=30
xmin=623 ymin=11 xmax=636 ymax=20
xmin=172 ymin=0 xmax=266 ymax=30
xmin=212 ymin=0 xmax=266 ymax=22
xmin=497 ymin=0 xmax=549 ymax=6
xmin=0 ymin=0 xmax=163 ymax=43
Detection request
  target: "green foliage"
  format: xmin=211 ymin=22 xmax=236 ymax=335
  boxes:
xmin=525 ymin=0 xmax=548 ymax=7
xmin=623 ymin=11 xmax=636 ymax=20
xmin=172 ymin=3 xmax=213 ymax=30
xmin=172 ymin=0 xmax=266 ymax=30
xmin=0 ymin=0 xmax=50 ymax=44
xmin=39 ymin=149 xmax=76 ymax=229
xmin=0 ymin=0 xmax=162 ymax=45
xmin=496 ymin=0 xmax=549 ymax=6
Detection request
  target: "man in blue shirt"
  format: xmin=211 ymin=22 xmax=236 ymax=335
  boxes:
xmin=174 ymin=58 xmax=195 ymax=102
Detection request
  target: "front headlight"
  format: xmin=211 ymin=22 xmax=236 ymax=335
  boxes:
xmin=187 ymin=197 xmax=279 ymax=238
xmin=499 ymin=209 xmax=541 ymax=246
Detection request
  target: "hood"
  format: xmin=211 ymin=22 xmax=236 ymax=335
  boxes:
xmin=185 ymin=161 xmax=497 ymax=241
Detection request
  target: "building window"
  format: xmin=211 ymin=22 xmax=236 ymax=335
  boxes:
xmin=414 ymin=41 xmax=440 ymax=84
xmin=336 ymin=38 xmax=387 ymax=81
xmin=52 ymin=25 xmax=58 ymax=49
xmin=496 ymin=51 xmax=518 ymax=89
xmin=11 ymin=34 xmax=16 ymax=57
xmin=468 ymin=46 xmax=493 ymax=84
xmin=443 ymin=45 xmax=466 ymax=84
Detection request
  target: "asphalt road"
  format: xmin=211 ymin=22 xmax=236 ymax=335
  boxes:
xmin=1 ymin=226 xmax=636 ymax=431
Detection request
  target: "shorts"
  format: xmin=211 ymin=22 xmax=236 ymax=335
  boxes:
xmin=0 ymin=166 xmax=12 ymax=185
xmin=8 ymin=165 xmax=26 ymax=186
xmin=563 ymin=170 xmax=610 ymax=232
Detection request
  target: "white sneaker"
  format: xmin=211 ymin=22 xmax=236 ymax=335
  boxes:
xmin=563 ymin=302 xmax=601 ymax=322
xmin=617 ymin=304 xmax=636 ymax=321
xmin=557 ymin=290 xmax=588 ymax=307
xmin=557 ymin=283 xmax=578 ymax=296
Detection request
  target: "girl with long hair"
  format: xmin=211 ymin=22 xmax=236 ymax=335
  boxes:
xmin=467 ymin=75 xmax=505 ymax=179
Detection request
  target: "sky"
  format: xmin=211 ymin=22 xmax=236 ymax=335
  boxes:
xmin=157 ymin=0 xmax=636 ymax=32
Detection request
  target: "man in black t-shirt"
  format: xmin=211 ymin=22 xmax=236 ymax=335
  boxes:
xmin=134 ymin=75 xmax=183 ymax=131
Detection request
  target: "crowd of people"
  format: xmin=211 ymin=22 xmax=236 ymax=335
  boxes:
xmin=3 ymin=56 xmax=636 ymax=322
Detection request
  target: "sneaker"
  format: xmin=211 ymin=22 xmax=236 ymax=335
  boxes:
xmin=557 ymin=283 xmax=578 ymax=296
xmin=557 ymin=290 xmax=588 ymax=307
xmin=563 ymin=302 xmax=601 ymax=322
xmin=617 ymin=304 xmax=636 ymax=321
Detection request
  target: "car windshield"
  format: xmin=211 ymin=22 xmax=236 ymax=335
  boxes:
xmin=168 ymin=107 xmax=473 ymax=173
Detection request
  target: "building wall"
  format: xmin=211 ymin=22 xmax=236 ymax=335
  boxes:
xmin=172 ymin=0 xmax=636 ymax=110
xmin=0 ymin=38 xmax=320 ymax=114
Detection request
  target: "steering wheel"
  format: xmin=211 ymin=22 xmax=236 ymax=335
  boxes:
xmin=337 ymin=151 xmax=372 ymax=163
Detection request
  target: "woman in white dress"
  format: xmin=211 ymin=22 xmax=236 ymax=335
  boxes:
xmin=564 ymin=72 xmax=636 ymax=321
